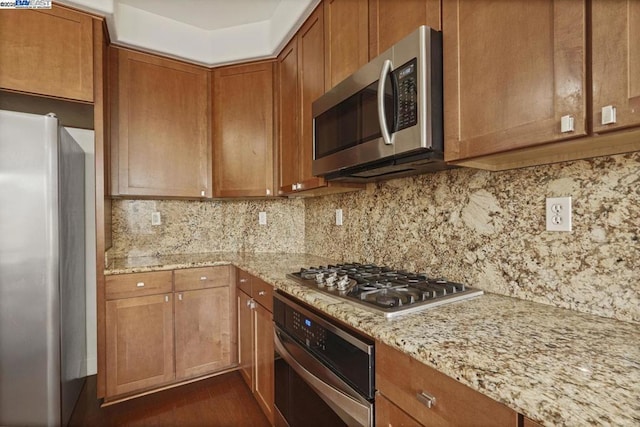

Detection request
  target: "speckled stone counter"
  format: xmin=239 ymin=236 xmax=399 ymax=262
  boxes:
xmin=106 ymin=253 xmax=640 ymax=426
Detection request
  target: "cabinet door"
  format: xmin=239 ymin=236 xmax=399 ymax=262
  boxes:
xmin=213 ymin=61 xmax=275 ymax=197
xmin=369 ymin=0 xmax=441 ymax=57
xmin=0 ymin=6 xmax=93 ymax=102
xmin=238 ymin=290 xmax=254 ymax=389
xmin=253 ymin=302 xmax=274 ymax=425
xmin=298 ymin=6 xmax=326 ymax=189
xmin=376 ymin=393 xmax=421 ymax=427
xmin=105 ymin=294 xmax=174 ymax=397
xmin=592 ymin=0 xmax=640 ymax=133
xmin=277 ymin=38 xmax=300 ymax=194
xmin=112 ymin=48 xmax=211 ymax=198
xmin=443 ymin=0 xmax=587 ymax=162
xmin=324 ymin=0 xmax=369 ymax=89
xmin=175 ymin=287 xmax=232 ymax=380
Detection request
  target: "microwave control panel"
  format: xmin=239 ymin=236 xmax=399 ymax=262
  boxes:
xmin=394 ymin=58 xmax=418 ymax=131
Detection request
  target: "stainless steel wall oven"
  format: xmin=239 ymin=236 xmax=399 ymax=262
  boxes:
xmin=273 ymin=291 xmax=375 ymax=427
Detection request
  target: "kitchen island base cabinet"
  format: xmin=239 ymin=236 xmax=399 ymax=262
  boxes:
xmin=376 ymin=341 xmax=518 ymax=426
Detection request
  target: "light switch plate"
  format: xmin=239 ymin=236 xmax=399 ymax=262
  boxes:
xmin=259 ymin=211 xmax=267 ymax=225
xmin=546 ymin=197 xmax=572 ymax=232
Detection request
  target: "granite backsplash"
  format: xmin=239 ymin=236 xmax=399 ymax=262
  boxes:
xmin=109 ymin=153 xmax=639 ymax=323
xmin=109 ymin=198 xmax=306 ymax=257
xmin=304 ymin=152 xmax=640 ymax=323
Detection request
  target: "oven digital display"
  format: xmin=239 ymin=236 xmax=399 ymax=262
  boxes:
xmin=304 ymin=319 xmax=312 ymax=328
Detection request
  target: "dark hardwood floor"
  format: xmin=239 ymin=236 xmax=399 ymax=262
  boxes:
xmin=69 ymin=371 xmax=270 ymax=427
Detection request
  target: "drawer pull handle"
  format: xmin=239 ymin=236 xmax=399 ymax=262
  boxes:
xmin=258 ymin=290 xmax=266 ymax=296
xmin=416 ymin=391 xmax=436 ymax=409
xmin=136 ymin=282 xmax=145 ymax=287
xmin=200 ymin=276 xmax=207 ymax=281
xmin=239 ymin=278 xmax=248 ymax=283
xmin=178 ymin=293 xmax=183 ymax=301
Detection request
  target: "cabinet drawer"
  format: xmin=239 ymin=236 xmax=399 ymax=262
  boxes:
xmin=174 ymin=265 xmax=231 ymax=291
xmin=106 ymin=271 xmax=173 ymax=300
xmin=252 ymin=277 xmax=273 ymax=313
xmin=376 ymin=341 xmax=517 ymax=427
xmin=237 ymin=269 xmax=252 ymax=295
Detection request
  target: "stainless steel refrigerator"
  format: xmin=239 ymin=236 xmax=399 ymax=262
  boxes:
xmin=0 ymin=110 xmax=87 ymax=426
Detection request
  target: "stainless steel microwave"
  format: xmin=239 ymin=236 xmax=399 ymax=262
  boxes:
xmin=312 ymin=25 xmax=449 ymax=182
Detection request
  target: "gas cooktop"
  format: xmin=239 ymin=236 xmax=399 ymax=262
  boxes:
xmin=287 ymin=263 xmax=483 ymax=318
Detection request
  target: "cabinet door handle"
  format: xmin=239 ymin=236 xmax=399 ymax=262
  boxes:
xmin=200 ymin=190 xmax=206 ymax=196
xmin=266 ymin=188 xmax=271 ymax=196
xmin=258 ymin=290 xmax=266 ymax=296
xmin=178 ymin=293 xmax=183 ymax=301
xmin=165 ymin=295 xmax=170 ymax=303
xmin=601 ymin=105 xmax=617 ymax=125
xmin=136 ymin=282 xmax=145 ymax=287
xmin=416 ymin=391 xmax=436 ymax=409
xmin=239 ymin=278 xmax=248 ymax=283
xmin=560 ymin=115 xmax=574 ymax=133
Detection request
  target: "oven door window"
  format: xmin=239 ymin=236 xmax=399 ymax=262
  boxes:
xmin=314 ymin=75 xmax=394 ymax=160
xmin=275 ymin=356 xmax=347 ymax=427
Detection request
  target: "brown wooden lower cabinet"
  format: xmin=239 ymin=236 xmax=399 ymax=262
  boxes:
xmin=236 ymin=269 xmax=275 ymax=424
xmin=175 ymin=286 xmax=232 ymax=380
xmin=105 ymin=293 xmax=175 ymax=397
xmin=376 ymin=393 xmax=422 ymax=427
xmin=376 ymin=341 xmax=518 ymax=426
xmin=104 ymin=266 xmax=235 ymax=400
xmin=238 ymin=289 xmax=254 ymax=387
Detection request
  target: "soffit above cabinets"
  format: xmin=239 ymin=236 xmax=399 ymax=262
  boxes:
xmin=58 ymin=0 xmax=320 ymax=67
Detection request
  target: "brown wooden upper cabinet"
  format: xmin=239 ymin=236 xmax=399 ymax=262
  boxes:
xmin=278 ymin=5 xmax=364 ymax=197
xmin=369 ymin=0 xmax=441 ymax=57
xmin=0 ymin=5 xmax=94 ymax=102
xmin=444 ymin=0 xmax=640 ymax=170
xmin=213 ymin=61 xmax=275 ymax=197
xmin=443 ymin=0 xmax=588 ymax=163
xmin=110 ymin=48 xmax=211 ymax=198
xmin=277 ymin=5 xmax=325 ymax=195
xmin=591 ymin=0 xmax=640 ymax=134
xmin=324 ymin=0 xmax=369 ymax=89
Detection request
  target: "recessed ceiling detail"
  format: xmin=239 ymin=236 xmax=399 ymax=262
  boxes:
xmin=58 ymin=0 xmax=320 ymax=67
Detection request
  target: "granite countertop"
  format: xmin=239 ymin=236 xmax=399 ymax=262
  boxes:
xmin=106 ymin=252 xmax=640 ymax=426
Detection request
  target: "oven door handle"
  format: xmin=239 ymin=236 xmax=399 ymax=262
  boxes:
xmin=274 ymin=327 xmax=372 ymax=427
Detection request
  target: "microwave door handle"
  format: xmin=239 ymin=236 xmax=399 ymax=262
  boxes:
xmin=377 ymin=59 xmax=395 ymax=146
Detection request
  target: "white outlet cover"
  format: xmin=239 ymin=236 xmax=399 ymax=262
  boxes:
xmin=335 ymin=209 xmax=343 ymax=226
xmin=259 ymin=211 xmax=267 ymax=225
xmin=546 ymin=197 xmax=572 ymax=232
xmin=151 ymin=211 xmax=161 ymax=226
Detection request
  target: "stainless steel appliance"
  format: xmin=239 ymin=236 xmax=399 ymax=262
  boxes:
xmin=312 ymin=25 xmax=448 ymax=182
xmin=274 ymin=291 xmax=374 ymax=427
xmin=287 ymin=263 xmax=483 ymax=318
xmin=0 ymin=110 xmax=86 ymax=426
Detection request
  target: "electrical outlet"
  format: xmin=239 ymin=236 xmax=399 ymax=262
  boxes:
xmin=151 ymin=211 xmax=161 ymax=226
xmin=546 ymin=197 xmax=572 ymax=232
xmin=335 ymin=209 xmax=343 ymax=226
xmin=259 ymin=211 xmax=267 ymax=225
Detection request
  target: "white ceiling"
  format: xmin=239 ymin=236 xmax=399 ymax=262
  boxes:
xmin=58 ymin=0 xmax=320 ymax=67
